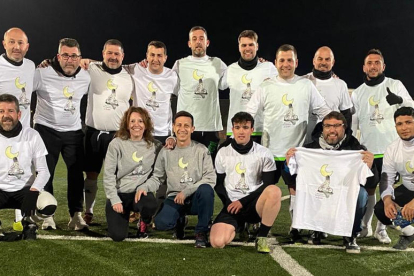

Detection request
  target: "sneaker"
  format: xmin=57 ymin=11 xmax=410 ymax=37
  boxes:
xmin=358 ymin=226 xmax=373 ymax=238
xmin=344 ymin=236 xmax=360 ymax=253
xmin=137 ymin=219 xmax=148 ymax=239
xmin=41 ymin=217 xmax=56 ymax=230
xmin=308 ymin=231 xmax=321 ymax=245
xmin=321 ymin=232 xmax=328 ymax=239
xmin=83 ymin=213 xmax=93 ymax=225
xmin=195 ymin=232 xmax=208 ymax=248
xmin=290 ymin=229 xmax=306 ymax=244
xmin=238 ymin=222 xmax=251 ymax=242
xmin=22 ymin=223 xmax=38 ymax=240
xmin=255 ymin=237 xmax=271 ymax=253
xmin=374 ymin=229 xmax=391 ymax=244
xmin=0 ymin=220 xmax=3 ymax=236
xmin=393 ymin=235 xmax=414 ymax=250
xmin=13 ymin=220 xmax=23 ymax=231
xmin=173 ymin=216 xmax=187 ymax=240
xmin=68 ymin=212 xmax=89 ymax=231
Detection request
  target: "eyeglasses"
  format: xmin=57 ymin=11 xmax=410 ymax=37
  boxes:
xmin=59 ymin=54 xmax=81 ymax=61
xmin=322 ymin=123 xmax=344 ymax=129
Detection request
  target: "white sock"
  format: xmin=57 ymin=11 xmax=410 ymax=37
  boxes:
xmin=84 ymin=178 xmax=98 ymax=214
xmin=375 ymin=220 xmax=386 ymax=232
xmin=362 ymin=194 xmax=376 ymax=229
xmin=15 ymin=209 xmax=23 ymax=222
xmin=289 ymin=195 xmax=296 ymax=220
xmin=402 ymin=225 xmax=414 ymax=236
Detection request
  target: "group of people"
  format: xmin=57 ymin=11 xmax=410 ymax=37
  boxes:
xmin=0 ymin=25 xmax=413 ymax=254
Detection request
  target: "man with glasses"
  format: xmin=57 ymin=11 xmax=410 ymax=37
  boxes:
xmin=33 ymin=38 xmax=90 ymax=230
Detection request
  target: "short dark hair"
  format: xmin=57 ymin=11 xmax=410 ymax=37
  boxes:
xmin=394 ymin=107 xmax=414 ymax=121
xmin=322 ymin=111 xmax=347 ymax=129
xmin=189 ymin=26 xmax=207 ymax=38
xmin=0 ymin=94 xmax=19 ymax=112
xmin=231 ymin=112 xmax=254 ymax=128
xmin=174 ymin=111 xmax=194 ymax=126
xmin=147 ymin=40 xmax=167 ymax=55
xmin=103 ymin=39 xmax=124 ymax=53
xmin=276 ymin=44 xmax=297 ymax=59
xmin=58 ymin=38 xmax=81 ymax=54
xmin=238 ymin=30 xmax=258 ymax=43
xmin=365 ymin=48 xmax=384 ymax=63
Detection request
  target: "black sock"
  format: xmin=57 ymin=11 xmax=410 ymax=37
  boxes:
xmin=257 ymin=223 xmax=271 ymax=237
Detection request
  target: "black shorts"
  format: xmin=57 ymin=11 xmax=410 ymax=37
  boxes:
xmin=84 ymin=126 xmax=116 ymax=173
xmin=0 ymin=186 xmax=30 ymax=210
xmin=276 ymin=160 xmax=296 ymax=186
xmin=213 ymin=196 xmax=261 ymax=230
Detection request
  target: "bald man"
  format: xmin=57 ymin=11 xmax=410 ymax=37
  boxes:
xmin=304 ymin=46 xmax=353 ymax=144
xmin=0 ymin=27 xmax=35 ymax=229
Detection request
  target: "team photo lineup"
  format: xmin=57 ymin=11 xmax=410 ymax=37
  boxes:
xmin=2 ymin=24 xmax=414 ymax=257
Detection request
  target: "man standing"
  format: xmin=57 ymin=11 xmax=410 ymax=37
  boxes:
xmin=210 ymin=112 xmax=281 ymax=253
xmin=0 ymin=94 xmax=56 ymax=240
xmin=83 ymin=39 xmax=134 ymax=224
xmin=352 ymin=49 xmax=413 ymax=243
xmin=0 ymin=27 xmax=35 ymax=228
xmin=225 ymin=30 xmax=278 ymax=143
xmin=136 ymin=111 xmax=215 ymax=248
xmin=374 ymin=107 xmax=414 ymax=250
xmin=173 ymin=26 xmax=227 ymax=157
xmin=304 ymin=46 xmax=353 ymax=143
xmin=33 ymin=38 xmax=90 ymax=230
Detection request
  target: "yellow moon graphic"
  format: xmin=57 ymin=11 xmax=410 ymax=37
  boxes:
xmin=282 ymin=94 xmax=294 ymax=106
xmin=320 ymin=164 xmax=333 ymax=177
xmin=406 ymin=161 xmax=414 ymax=173
xmin=235 ymin=162 xmax=246 ymax=174
xmin=147 ymin=81 xmax=158 ymax=93
xmin=107 ymin=79 xmax=118 ymax=90
xmin=369 ymin=96 xmax=380 ymax=106
xmin=132 ymin=152 xmax=143 ymax=163
xmin=63 ymin=86 xmax=74 ymax=98
xmin=178 ymin=157 xmax=188 ymax=169
xmin=192 ymin=69 xmax=204 ymax=80
xmin=15 ymin=77 xmax=26 ymax=89
xmin=241 ymin=74 xmax=252 ymax=84
xmin=5 ymin=146 xmax=19 ymax=159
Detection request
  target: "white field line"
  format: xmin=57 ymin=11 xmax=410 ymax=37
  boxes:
xmin=271 ymin=246 xmax=313 ymax=276
xmin=281 ymin=195 xmax=290 ymax=201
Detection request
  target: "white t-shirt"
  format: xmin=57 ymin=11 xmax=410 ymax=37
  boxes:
xmin=225 ymin=61 xmax=278 ymax=135
xmin=0 ymin=55 xmax=35 ymax=128
xmin=215 ymin=142 xmax=276 ymax=201
xmin=288 ymin=147 xmax=373 ymax=237
xmin=0 ymin=127 xmax=48 ymax=192
xmin=173 ymin=55 xmax=227 ymax=131
xmin=33 ymin=67 xmax=90 ymax=131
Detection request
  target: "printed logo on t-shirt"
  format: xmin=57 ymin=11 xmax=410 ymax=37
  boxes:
xmin=318 ymin=164 xmax=333 ymax=198
xmin=282 ymin=93 xmax=298 ymax=126
xmin=15 ymin=77 xmax=30 ymax=109
xmin=105 ymin=79 xmax=119 ymax=109
xmin=241 ymin=74 xmax=252 ymax=101
xmin=193 ymin=69 xmax=207 ymax=98
xmin=6 ymin=146 xmax=24 ymax=179
xmin=131 ymin=152 xmax=145 ymax=175
xmin=369 ymin=96 xmax=384 ymax=124
xmin=63 ymin=86 xmax=75 ymax=114
xmin=235 ymin=162 xmax=249 ymax=194
xmin=179 ymin=157 xmax=193 ymax=183
xmin=146 ymin=81 xmax=159 ymax=111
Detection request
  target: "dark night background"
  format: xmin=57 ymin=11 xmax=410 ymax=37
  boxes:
xmin=1 ymin=0 xmax=413 ymax=94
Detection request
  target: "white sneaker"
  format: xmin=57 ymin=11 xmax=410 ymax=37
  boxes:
xmin=42 ymin=216 xmax=56 ymax=230
xmin=358 ymin=226 xmax=373 ymax=238
xmin=374 ymin=229 xmax=391 ymax=244
xmin=68 ymin=212 xmax=89 ymax=231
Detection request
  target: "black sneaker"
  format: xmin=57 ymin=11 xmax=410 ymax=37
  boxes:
xmin=22 ymin=223 xmax=38 ymax=240
xmin=195 ymin=232 xmax=208 ymax=248
xmin=173 ymin=216 xmax=187 ymax=240
xmin=290 ymin=229 xmax=306 ymax=244
xmin=308 ymin=231 xmax=321 ymax=245
xmin=393 ymin=235 xmax=414 ymax=250
xmin=237 ymin=222 xmax=250 ymax=242
xmin=343 ymin=236 xmax=360 ymax=253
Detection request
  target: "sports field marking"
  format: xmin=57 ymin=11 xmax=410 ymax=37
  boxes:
xmin=282 ymin=243 xmax=414 ymax=252
xmin=281 ymin=195 xmax=290 ymax=201
xmin=271 ymin=245 xmax=313 ymax=276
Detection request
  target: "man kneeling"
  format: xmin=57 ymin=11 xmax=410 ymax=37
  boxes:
xmin=210 ymin=112 xmax=282 ymax=253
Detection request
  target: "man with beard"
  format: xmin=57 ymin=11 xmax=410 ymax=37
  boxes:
xmin=374 ymin=107 xmax=414 ymax=250
xmin=0 ymin=27 xmax=35 ymax=230
xmin=352 ymin=49 xmax=413 ymax=244
xmin=225 ymin=30 xmax=278 ymax=143
xmin=33 ymin=38 xmax=90 ymax=230
xmin=304 ymin=46 xmax=353 ymax=144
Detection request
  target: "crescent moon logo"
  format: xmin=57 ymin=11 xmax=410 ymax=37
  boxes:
xmin=132 ymin=152 xmax=143 ymax=163
xmin=15 ymin=77 xmax=26 ymax=89
xmin=320 ymin=164 xmax=333 ymax=177
xmin=107 ymin=79 xmax=118 ymax=90
xmin=5 ymin=146 xmax=19 ymax=159
xmin=241 ymin=74 xmax=252 ymax=84
xmin=192 ymin=69 xmax=204 ymax=81
xmin=147 ymin=81 xmax=158 ymax=93
xmin=178 ymin=157 xmax=188 ymax=169
xmin=282 ymin=94 xmax=294 ymax=106
xmin=235 ymin=162 xmax=246 ymax=174
xmin=369 ymin=96 xmax=380 ymax=106
xmin=406 ymin=161 xmax=414 ymax=174
xmin=63 ymin=86 xmax=74 ymax=98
